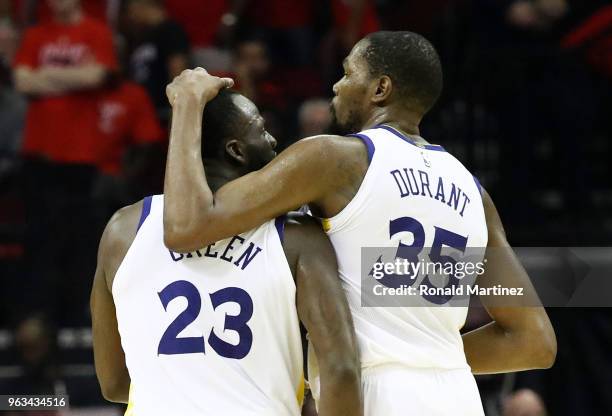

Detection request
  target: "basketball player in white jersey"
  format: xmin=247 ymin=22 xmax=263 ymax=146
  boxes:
xmin=90 ymin=90 xmax=362 ymax=415
xmin=162 ymin=32 xmax=557 ymax=415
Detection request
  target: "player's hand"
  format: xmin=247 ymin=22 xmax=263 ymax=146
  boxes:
xmin=166 ymin=67 xmax=234 ymax=108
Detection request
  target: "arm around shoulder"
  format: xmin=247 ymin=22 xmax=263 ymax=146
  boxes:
xmin=163 ymin=132 xmax=343 ymax=252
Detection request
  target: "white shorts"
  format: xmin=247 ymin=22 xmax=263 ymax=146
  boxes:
xmin=361 ymin=364 xmax=485 ymax=416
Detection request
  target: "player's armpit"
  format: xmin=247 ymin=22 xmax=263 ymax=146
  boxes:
xmin=90 ymin=205 xmax=142 ymax=403
xmin=285 ymin=215 xmax=363 ymax=416
xmin=164 ymin=132 xmax=342 ymax=252
xmin=462 ymin=190 xmax=557 ymax=374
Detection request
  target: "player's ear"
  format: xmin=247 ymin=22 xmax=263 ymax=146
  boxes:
xmin=225 ymin=139 xmax=247 ymax=165
xmin=372 ymin=75 xmax=392 ymax=104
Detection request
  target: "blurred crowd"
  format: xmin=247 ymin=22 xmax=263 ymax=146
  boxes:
xmin=0 ymin=0 xmax=611 ymax=415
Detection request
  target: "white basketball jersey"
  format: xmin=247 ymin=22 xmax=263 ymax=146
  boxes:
xmin=112 ymin=195 xmax=303 ymax=416
xmin=319 ymin=125 xmax=488 ymax=372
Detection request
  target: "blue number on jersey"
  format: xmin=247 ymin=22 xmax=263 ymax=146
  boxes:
xmin=157 ymin=281 xmax=254 ymax=358
xmin=158 ymin=280 xmax=205 ymax=354
xmin=383 ymin=216 xmax=468 ymax=305
xmin=209 ymin=287 xmax=253 ymax=359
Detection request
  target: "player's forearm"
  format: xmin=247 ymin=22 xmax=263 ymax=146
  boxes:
xmin=91 ymin=273 xmax=131 ymax=404
xmin=97 ymin=374 xmax=130 ymax=403
xmin=462 ymin=314 xmax=557 ymax=374
xmin=163 ymin=96 xmax=217 ymax=252
xmin=317 ymin=358 xmax=362 ymax=416
xmin=40 ymin=64 xmax=108 ymax=91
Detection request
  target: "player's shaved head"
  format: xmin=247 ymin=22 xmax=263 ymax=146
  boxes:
xmin=201 ymin=89 xmax=276 ymax=175
xmin=362 ymin=31 xmax=443 ymax=113
xmin=201 ymin=89 xmax=245 ymax=158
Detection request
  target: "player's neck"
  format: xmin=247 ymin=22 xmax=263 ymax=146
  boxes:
xmin=203 ymin=160 xmax=242 ymax=192
xmin=363 ymin=107 xmax=422 ymax=136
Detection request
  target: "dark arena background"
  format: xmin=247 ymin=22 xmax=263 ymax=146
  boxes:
xmin=1 ymin=0 xmax=611 ymax=415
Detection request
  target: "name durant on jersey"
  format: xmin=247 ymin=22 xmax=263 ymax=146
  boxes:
xmin=390 ymin=168 xmax=472 ymax=217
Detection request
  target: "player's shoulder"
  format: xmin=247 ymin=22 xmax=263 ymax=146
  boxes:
xmin=101 ymin=200 xmax=145 ymax=258
xmin=98 ymin=200 xmax=147 ymax=290
xmin=292 ymin=134 xmax=369 ymax=176
xmin=298 ymin=134 xmax=368 ymax=155
xmin=284 ymin=212 xmax=324 ymax=248
xmin=282 ymin=213 xmax=332 ymax=268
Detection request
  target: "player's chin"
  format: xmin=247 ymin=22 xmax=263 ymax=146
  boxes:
xmin=330 ymin=98 xmax=339 ymax=115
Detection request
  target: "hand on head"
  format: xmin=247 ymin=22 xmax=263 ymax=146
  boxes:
xmin=166 ymin=67 xmax=234 ymax=108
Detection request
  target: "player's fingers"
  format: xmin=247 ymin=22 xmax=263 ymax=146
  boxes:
xmin=194 ymin=67 xmax=208 ymax=73
xmin=166 ymin=85 xmax=176 ymax=106
xmin=220 ymin=77 xmax=234 ymax=89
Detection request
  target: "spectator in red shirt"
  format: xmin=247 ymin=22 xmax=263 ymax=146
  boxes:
xmin=13 ymin=0 xmax=117 ymax=164
xmin=93 ymin=74 xmax=165 ymax=220
xmin=96 ymin=79 xmax=163 ymax=177
xmin=12 ymin=0 xmax=118 ymax=325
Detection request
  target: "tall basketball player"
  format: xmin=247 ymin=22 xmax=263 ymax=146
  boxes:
xmin=163 ymin=32 xmax=557 ymax=415
xmin=91 ymin=90 xmax=362 ymax=415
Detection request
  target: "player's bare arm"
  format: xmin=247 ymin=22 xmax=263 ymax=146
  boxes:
xmin=283 ymin=214 xmax=362 ymax=416
xmin=91 ymin=201 xmax=142 ymax=403
xmin=462 ymin=190 xmax=557 ymax=374
xmin=163 ymin=69 xmax=368 ymax=252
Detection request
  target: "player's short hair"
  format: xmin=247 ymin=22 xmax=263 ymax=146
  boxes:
xmin=362 ymin=31 xmax=443 ymax=113
xmin=201 ymin=89 xmax=245 ymax=158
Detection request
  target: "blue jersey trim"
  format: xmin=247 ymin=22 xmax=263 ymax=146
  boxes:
xmin=274 ymin=215 xmax=286 ymax=243
xmin=374 ymin=124 xmax=446 ymax=152
xmin=348 ymin=133 xmax=375 ymax=163
xmin=137 ymin=196 xmax=153 ymax=232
